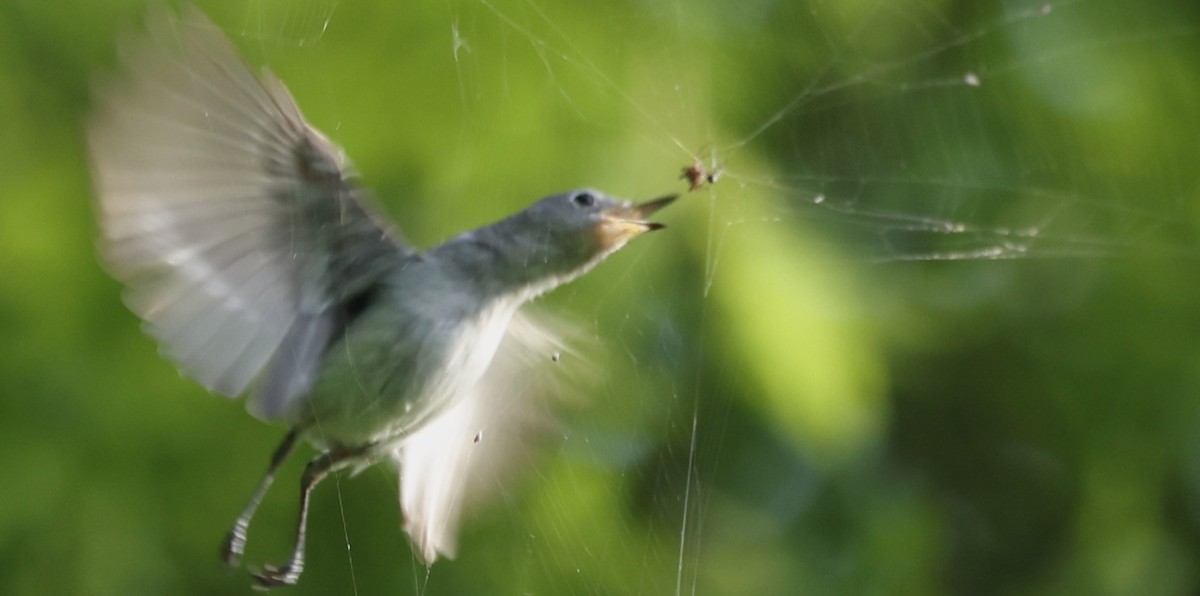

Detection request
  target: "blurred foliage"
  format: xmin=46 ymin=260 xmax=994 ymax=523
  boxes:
xmin=2 ymin=0 xmax=1200 ymax=594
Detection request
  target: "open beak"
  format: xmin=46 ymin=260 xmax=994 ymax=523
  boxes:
xmin=594 ymin=193 xmax=677 ymax=249
xmin=601 ymin=194 xmax=677 ymax=232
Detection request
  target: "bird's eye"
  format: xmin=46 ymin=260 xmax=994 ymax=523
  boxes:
xmin=572 ymin=192 xmax=596 ymax=208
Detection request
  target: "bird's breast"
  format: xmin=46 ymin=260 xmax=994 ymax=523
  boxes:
xmin=298 ymin=285 xmax=518 ymax=449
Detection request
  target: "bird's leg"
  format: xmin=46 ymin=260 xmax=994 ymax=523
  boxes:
xmin=220 ymin=430 xmax=299 ymax=568
xmin=251 ymin=443 xmax=371 ymax=588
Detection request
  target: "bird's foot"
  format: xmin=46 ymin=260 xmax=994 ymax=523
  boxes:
xmin=251 ymin=562 xmax=303 ymax=589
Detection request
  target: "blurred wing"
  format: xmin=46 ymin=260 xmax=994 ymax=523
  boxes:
xmin=88 ymin=5 xmax=410 ymax=409
xmin=392 ymin=311 xmax=591 ymax=563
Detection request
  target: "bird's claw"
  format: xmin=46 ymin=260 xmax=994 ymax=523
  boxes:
xmin=251 ymin=563 xmax=302 ymax=589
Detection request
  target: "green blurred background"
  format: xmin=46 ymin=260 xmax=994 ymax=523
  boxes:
xmin=3 ymin=0 xmax=1200 ymax=594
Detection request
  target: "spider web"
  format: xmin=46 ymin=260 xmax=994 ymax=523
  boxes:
xmin=208 ymin=0 xmax=1200 ymax=594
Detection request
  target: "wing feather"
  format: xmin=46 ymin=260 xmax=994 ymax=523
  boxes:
xmin=88 ymin=5 xmax=411 ymax=407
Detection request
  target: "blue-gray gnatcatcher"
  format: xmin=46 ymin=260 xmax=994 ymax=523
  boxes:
xmin=87 ymin=5 xmax=674 ymax=587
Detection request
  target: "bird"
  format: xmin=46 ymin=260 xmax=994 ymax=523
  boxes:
xmin=86 ymin=4 xmax=674 ymax=588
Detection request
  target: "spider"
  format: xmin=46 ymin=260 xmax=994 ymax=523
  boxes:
xmin=680 ymin=158 xmax=723 ymax=192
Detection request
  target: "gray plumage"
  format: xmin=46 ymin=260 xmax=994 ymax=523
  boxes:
xmin=87 ymin=4 xmax=673 ymax=587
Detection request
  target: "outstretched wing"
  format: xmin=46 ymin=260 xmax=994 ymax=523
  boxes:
xmin=88 ymin=5 xmax=410 ymax=414
xmin=392 ymin=311 xmax=591 ymax=563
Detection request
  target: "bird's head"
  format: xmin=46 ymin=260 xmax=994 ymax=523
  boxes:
xmin=520 ymin=188 xmax=676 ymax=274
xmin=444 ymin=188 xmax=676 ymax=298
